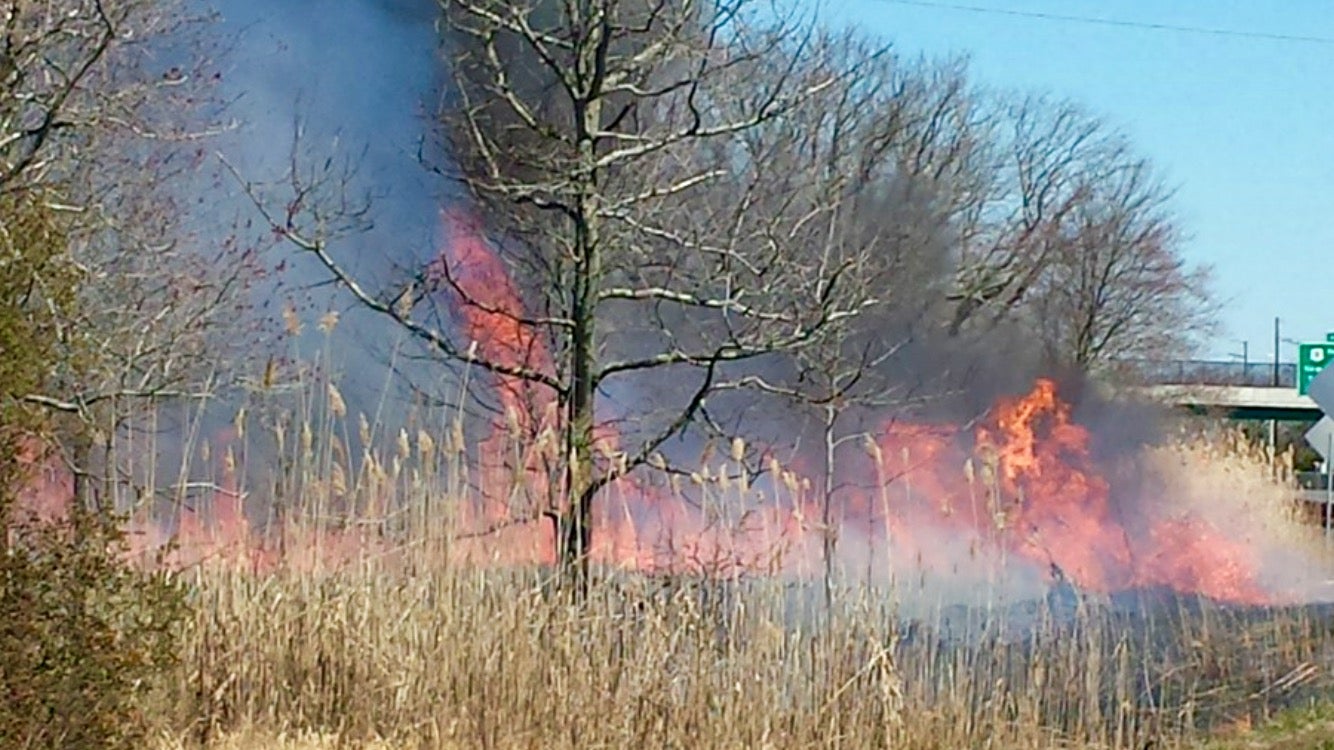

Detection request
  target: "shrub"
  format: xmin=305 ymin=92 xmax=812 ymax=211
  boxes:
xmin=0 ymin=510 xmax=188 ymax=749
xmin=0 ymin=190 xmax=80 ymax=522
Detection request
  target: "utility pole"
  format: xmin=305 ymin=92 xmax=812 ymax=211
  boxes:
xmin=1271 ymin=316 xmax=1280 ymax=475
xmin=1273 ymin=317 xmax=1281 ymax=387
xmin=1230 ymin=339 xmax=1250 ymax=376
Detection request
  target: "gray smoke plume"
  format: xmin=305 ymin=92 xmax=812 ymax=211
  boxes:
xmin=208 ymin=0 xmax=448 ymax=415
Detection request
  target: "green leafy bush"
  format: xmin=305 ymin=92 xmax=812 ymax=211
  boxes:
xmin=0 ymin=511 xmax=188 ymax=749
xmin=0 ymin=191 xmax=80 ymax=519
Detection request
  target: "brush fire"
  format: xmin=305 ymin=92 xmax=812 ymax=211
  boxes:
xmin=5 ymin=211 xmax=1315 ymax=610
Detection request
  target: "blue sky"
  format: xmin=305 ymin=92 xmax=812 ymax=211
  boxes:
xmin=826 ymin=0 xmax=1334 ymax=363
xmin=210 ymin=0 xmax=1331 ymax=366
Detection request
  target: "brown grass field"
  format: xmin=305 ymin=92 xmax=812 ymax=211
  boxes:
xmin=23 ymin=339 xmax=1324 ymax=749
xmin=96 ymin=388 xmax=1333 ymax=750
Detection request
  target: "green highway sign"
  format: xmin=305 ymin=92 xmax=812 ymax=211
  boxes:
xmin=1327 ymin=332 xmax=1334 ymax=343
xmin=1299 ymin=343 xmax=1334 ymax=395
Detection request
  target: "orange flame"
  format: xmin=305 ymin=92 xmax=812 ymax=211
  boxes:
xmin=430 ymin=211 xmax=1278 ymax=601
xmin=866 ymin=379 xmax=1270 ymax=603
xmin=436 ymin=207 xmax=553 ymax=424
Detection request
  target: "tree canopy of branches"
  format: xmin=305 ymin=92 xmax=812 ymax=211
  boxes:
xmin=249 ymin=0 xmax=894 ymax=584
xmin=941 ymin=93 xmax=1213 ymax=365
xmin=0 ymin=1 xmax=247 ymax=514
xmin=248 ymin=2 xmax=1213 ymax=586
xmin=1026 ymin=155 xmax=1214 ymax=368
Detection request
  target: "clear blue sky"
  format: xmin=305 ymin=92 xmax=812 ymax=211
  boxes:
xmin=825 ymin=0 xmax=1334 ymax=364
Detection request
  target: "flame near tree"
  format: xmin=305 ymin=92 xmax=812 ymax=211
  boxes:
xmin=7 ymin=214 xmax=1283 ymax=605
xmin=422 ymin=0 xmax=896 ymax=585
xmin=222 ymin=0 xmax=1284 ymax=601
xmin=428 ymin=208 xmax=1274 ymax=604
xmin=14 ymin=194 xmax=1274 ymax=603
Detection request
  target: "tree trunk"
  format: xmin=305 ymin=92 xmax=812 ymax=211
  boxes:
xmin=557 ymin=17 xmax=611 ymax=594
xmin=821 ymin=403 xmax=838 ymax=609
xmin=559 ymin=57 xmax=603 ymax=593
xmin=559 ymin=288 xmax=596 ymax=592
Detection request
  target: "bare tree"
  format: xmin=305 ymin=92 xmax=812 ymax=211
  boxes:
xmin=1028 ymin=159 xmax=1214 ymax=369
xmin=247 ymin=0 xmax=883 ymax=585
xmin=0 ymin=1 xmax=248 ymax=510
xmin=927 ymin=92 xmax=1214 ymax=377
xmin=696 ymin=36 xmax=972 ymax=596
xmin=946 ymin=94 xmax=1127 ymax=337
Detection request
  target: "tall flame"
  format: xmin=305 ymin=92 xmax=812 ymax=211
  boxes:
xmin=426 ymin=210 xmax=1278 ymax=603
xmin=964 ymin=381 xmax=1266 ymax=602
xmin=436 ymin=207 xmax=553 ymax=424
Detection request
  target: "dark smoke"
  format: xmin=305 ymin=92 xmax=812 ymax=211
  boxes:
xmin=207 ymin=0 xmax=449 ymax=413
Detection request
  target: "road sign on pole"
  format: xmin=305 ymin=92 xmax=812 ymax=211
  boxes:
xmin=1307 ymin=417 xmax=1334 ymax=464
xmin=1304 ymin=364 xmax=1334 ymax=537
xmin=1298 ymin=343 xmax=1334 ymax=395
xmin=1327 ymin=332 xmax=1334 ymax=343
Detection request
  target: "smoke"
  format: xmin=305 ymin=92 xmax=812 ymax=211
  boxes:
xmin=207 ymin=0 xmax=449 ymax=412
xmin=78 ymin=0 xmax=463 ymax=527
xmin=123 ymin=1 xmax=1332 ymax=613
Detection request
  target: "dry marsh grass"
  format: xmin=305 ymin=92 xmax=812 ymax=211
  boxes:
xmin=165 ymin=564 xmax=1334 ymax=749
xmin=59 ymin=355 xmax=1331 ymax=749
xmin=138 ymin=416 xmax=1334 ymax=750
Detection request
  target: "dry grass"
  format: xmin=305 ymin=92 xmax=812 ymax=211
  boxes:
xmin=158 ymin=561 xmax=1334 ymax=749
xmin=144 ymin=449 xmax=1334 ymax=748
xmin=68 ymin=354 xmax=1332 ymax=750
xmin=1136 ymin=433 xmax=1334 ymax=600
xmin=156 ymin=729 xmax=404 ymax=750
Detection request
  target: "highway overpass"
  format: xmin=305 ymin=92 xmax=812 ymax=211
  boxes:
xmin=1121 ymin=361 xmax=1328 ymax=516
xmin=1136 ymin=384 xmax=1321 ymax=421
xmin=1113 ymin=359 xmax=1318 ymax=421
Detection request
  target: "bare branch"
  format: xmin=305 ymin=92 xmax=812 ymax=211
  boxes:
xmin=219 ymin=154 xmax=568 ymax=396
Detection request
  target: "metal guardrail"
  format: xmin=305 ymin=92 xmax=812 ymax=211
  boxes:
xmin=1297 ymin=471 xmax=1331 ymax=492
xmin=1114 ymin=359 xmax=1298 ymax=388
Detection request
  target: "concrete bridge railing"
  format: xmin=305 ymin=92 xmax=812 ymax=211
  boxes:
xmin=1115 ymin=359 xmax=1297 ymax=388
